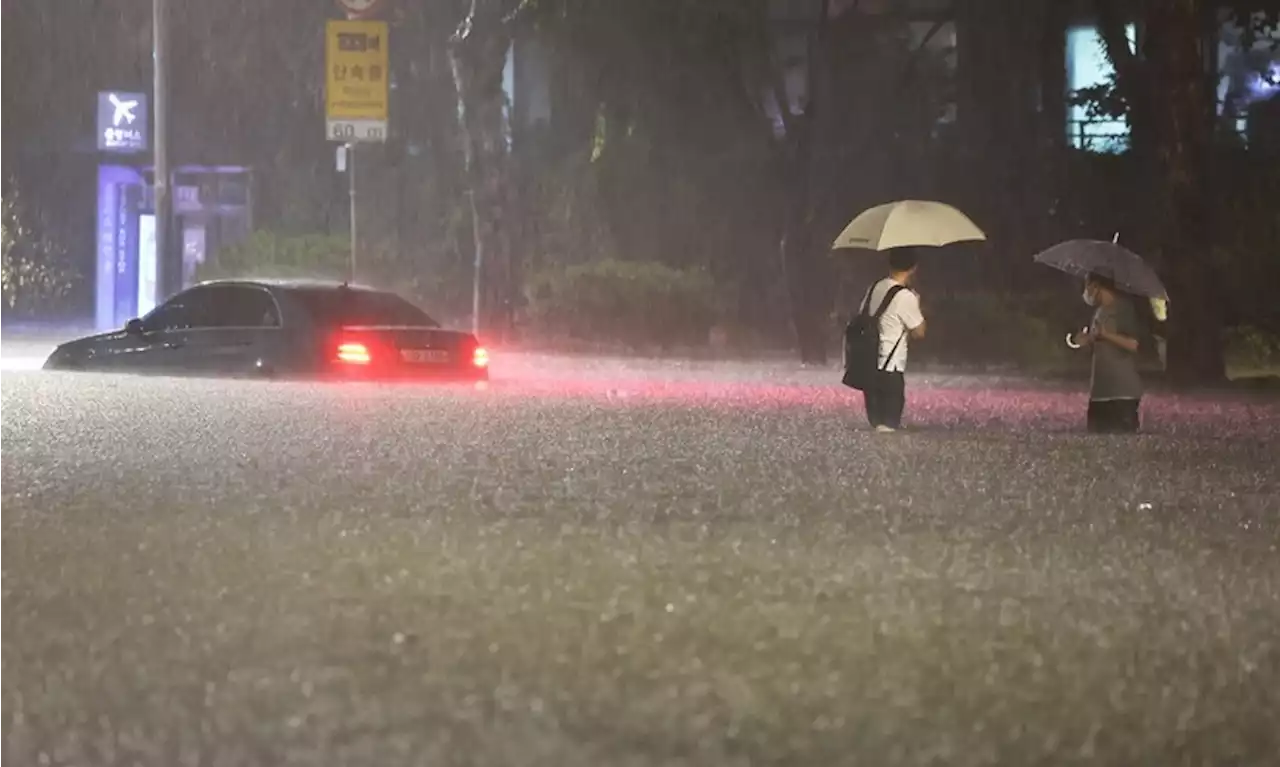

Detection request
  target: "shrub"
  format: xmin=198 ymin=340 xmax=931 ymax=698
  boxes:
xmin=911 ymin=292 xmax=1077 ymax=372
xmin=524 ymin=259 xmax=717 ymax=349
xmin=1225 ymin=325 xmax=1280 ymax=375
xmin=1 ymin=194 xmax=79 ymax=319
xmin=195 ymin=230 xmax=468 ymax=319
xmin=196 ymin=231 xmax=353 ymax=281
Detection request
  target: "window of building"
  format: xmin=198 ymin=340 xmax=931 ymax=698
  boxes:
xmin=1217 ymin=12 xmax=1280 ymax=144
xmin=1065 ymin=23 xmax=1135 ymax=153
xmin=908 ymin=20 xmax=957 ymax=125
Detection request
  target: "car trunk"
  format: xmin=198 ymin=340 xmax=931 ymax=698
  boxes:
xmin=292 ymin=287 xmax=487 ymax=378
xmin=331 ymin=326 xmax=483 ymax=376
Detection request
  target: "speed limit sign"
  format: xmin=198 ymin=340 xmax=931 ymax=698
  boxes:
xmin=335 ymin=0 xmax=382 ymax=19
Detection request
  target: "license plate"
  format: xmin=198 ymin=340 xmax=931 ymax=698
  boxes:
xmin=401 ymin=349 xmax=451 ymax=364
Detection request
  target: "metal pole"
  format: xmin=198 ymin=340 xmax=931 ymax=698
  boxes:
xmin=152 ymin=0 xmax=173 ymax=296
xmin=347 ymin=142 xmax=357 ymax=283
xmin=467 ymin=187 xmax=483 ymax=336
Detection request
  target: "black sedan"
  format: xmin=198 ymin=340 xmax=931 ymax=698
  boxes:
xmin=44 ymin=279 xmax=490 ymax=381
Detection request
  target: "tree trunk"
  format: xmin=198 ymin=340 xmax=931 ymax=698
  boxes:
xmin=955 ymin=0 xmax=1049 ymax=291
xmin=450 ymin=0 xmax=516 ymax=341
xmin=780 ymin=161 xmax=826 ymax=364
xmin=1096 ymin=0 xmax=1224 ymax=382
xmin=778 ymin=0 xmax=831 ymax=366
xmin=1144 ymin=0 xmax=1224 ymax=382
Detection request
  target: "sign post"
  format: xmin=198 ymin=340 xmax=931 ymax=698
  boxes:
xmin=325 ymin=19 xmax=388 ymax=281
xmin=346 ymin=144 xmax=357 ymax=282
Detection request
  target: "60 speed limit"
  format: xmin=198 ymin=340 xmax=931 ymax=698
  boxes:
xmin=327 ymin=120 xmax=387 ymax=143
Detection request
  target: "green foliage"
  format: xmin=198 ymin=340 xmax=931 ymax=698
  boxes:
xmin=196 ymin=229 xmax=471 ymax=320
xmin=524 ymin=259 xmax=717 ymax=349
xmin=196 ymin=231 xmax=352 ymax=282
xmin=1 ymin=194 xmax=79 ymax=318
xmin=915 ymin=293 xmax=1075 ymax=372
xmin=1225 ymin=325 xmax=1280 ymax=374
xmin=1212 ymin=156 xmax=1280 ymax=335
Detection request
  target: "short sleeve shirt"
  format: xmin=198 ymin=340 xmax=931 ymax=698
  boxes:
xmin=1090 ymin=299 xmax=1143 ymax=401
xmin=861 ymin=277 xmax=925 ymax=373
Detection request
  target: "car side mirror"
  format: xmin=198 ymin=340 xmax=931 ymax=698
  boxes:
xmin=125 ymin=318 xmax=145 ymax=335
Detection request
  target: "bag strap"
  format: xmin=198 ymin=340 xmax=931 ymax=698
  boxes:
xmin=870 ymin=284 xmax=908 ymax=372
xmin=880 ymin=331 xmax=907 ymax=372
xmin=865 ymin=285 xmax=906 ymax=321
xmin=872 ymin=284 xmax=907 ymax=321
xmin=858 ymin=283 xmax=906 ymax=318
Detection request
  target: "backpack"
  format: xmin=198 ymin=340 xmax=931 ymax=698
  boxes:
xmin=841 ymin=283 xmax=906 ymax=391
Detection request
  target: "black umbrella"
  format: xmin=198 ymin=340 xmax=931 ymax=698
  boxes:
xmin=1033 ymin=239 xmax=1168 ymax=299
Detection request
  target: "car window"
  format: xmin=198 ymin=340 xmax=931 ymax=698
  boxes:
xmin=143 ymin=287 xmax=219 ymax=330
xmin=205 ymin=286 xmax=281 ymax=328
xmin=291 ymin=288 xmax=438 ymax=328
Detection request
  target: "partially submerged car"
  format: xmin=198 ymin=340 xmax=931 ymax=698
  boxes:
xmin=44 ymin=279 xmax=490 ymax=381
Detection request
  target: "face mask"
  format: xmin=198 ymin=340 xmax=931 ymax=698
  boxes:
xmin=1082 ymin=287 xmax=1097 ymax=307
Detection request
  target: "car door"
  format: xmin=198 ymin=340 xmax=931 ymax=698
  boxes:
xmin=133 ymin=286 xmax=222 ymax=373
xmin=90 ymin=288 xmax=213 ymax=372
xmin=178 ymin=285 xmax=284 ymax=376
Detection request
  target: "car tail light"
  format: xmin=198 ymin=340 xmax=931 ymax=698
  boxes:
xmin=472 ymin=346 xmax=490 ymax=368
xmin=336 ymin=341 xmax=371 ymax=365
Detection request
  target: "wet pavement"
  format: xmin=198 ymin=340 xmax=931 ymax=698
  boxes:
xmin=3 ymin=355 xmax=1279 ymax=766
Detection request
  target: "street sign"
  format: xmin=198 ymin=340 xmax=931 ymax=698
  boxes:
xmin=325 ymin=19 xmax=389 ymax=143
xmin=96 ymin=91 xmax=148 ymax=153
xmin=328 ymin=119 xmax=386 ymax=142
xmin=335 ymin=0 xmax=382 ymax=19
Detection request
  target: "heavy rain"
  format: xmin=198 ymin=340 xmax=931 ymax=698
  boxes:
xmin=3 ymin=1 xmax=1280 ymax=765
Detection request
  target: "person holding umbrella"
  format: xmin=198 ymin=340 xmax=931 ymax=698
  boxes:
xmin=857 ymin=248 xmax=928 ymax=432
xmin=1071 ymin=272 xmax=1145 ymax=433
xmin=832 ymin=200 xmax=987 ymax=432
xmin=1035 ymin=238 xmax=1168 ymax=434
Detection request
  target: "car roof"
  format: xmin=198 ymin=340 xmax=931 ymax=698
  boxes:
xmin=192 ymin=278 xmax=384 ymax=294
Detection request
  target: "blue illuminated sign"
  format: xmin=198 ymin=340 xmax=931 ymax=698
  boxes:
xmin=95 ymin=165 xmax=144 ymax=331
xmin=114 ymin=186 xmax=141 ymax=323
xmin=96 ymin=91 xmax=148 ymax=153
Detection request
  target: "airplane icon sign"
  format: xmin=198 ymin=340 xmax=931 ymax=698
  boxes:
xmin=108 ymin=93 xmax=139 ymax=126
xmin=97 ymin=91 xmax=148 ymax=152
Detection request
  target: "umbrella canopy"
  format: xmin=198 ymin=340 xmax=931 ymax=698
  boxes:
xmin=832 ymin=200 xmax=987 ymax=251
xmin=1033 ymin=239 xmax=1168 ymax=299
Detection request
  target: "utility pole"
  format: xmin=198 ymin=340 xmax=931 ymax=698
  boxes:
xmin=347 ymin=142 xmax=357 ymax=282
xmin=152 ymin=0 xmax=173 ymax=297
xmin=468 ymin=188 xmax=482 ymax=336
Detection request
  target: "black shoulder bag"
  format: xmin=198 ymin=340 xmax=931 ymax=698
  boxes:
xmin=841 ymin=284 xmax=906 ymax=392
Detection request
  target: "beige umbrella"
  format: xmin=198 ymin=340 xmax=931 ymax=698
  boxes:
xmin=832 ymin=200 xmax=986 ymax=251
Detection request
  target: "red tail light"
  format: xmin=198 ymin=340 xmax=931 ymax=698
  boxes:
xmin=336 ymin=341 xmax=371 ymax=365
xmin=472 ymin=346 xmax=490 ymax=368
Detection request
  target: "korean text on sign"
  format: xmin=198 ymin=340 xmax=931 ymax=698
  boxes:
xmin=325 ymin=20 xmax=389 ymax=122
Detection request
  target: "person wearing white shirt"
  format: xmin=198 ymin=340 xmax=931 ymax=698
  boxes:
xmin=858 ymin=249 xmax=927 ymax=432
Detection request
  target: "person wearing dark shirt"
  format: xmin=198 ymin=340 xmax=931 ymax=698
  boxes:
xmin=1070 ymin=273 xmax=1143 ymax=433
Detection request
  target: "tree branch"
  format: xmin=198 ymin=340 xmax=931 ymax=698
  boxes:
xmin=807 ymin=16 xmax=949 ymax=225
xmin=1094 ymin=0 xmax=1141 ymax=92
xmin=768 ymin=52 xmax=798 ymax=140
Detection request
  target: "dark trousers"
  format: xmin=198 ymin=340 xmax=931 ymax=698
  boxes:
xmin=864 ymin=370 xmax=906 ymax=428
xmin=1087 ymin=399 xmax=1141 ymax=434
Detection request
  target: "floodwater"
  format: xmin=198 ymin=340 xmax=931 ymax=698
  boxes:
xmin=3 ymin=349 xmax=1278 ymax=766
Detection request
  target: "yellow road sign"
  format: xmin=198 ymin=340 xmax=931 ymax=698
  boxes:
xmin=325 ymin=19 xmax=389 ymax=142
